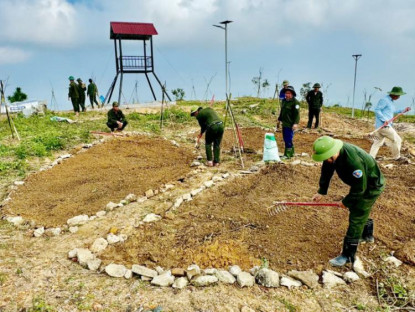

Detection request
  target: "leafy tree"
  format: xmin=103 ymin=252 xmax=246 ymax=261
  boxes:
xmin=252 ymin=68 xmax=269 ymax=98
xmin=300 ymin=82 xmax=311 ymax=101
xmin=7 ymin=87 xmax=27 ymax=103
xmin=171 ymin=88 xmax=185 ymax=101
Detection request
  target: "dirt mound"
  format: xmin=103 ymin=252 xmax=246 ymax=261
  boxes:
xmin=3 ymin=136 xmax=194 ymax=227
xmin=101 ymin=134 xmax=415 ymax=272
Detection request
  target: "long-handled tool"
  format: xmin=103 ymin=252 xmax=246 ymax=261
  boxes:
xmin=267 ymin=201 xmax=342 ymax=216
xmin=368 ymin=107 xmax=411 ymax=139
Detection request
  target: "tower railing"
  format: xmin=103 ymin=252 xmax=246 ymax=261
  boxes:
xmin=120 ymin=56 xmax=152 ymax=71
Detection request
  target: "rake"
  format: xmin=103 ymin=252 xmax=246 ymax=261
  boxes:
xmin=368 ymin=107 xmax=411 ymax=140
xmin=267 ymin=201 xmax=343 ymax=216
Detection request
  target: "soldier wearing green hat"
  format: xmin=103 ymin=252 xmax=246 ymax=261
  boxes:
xmin=306 ymin=83 xmax=323 ymax=129
xmin=369 ymin=86 xmax=410 ymax=161
xmin=107 ymin=101 xmax=128 ymax=132
xmin=68 ymin=76 xmax=80 ymax=116
xmin=191 ymin=106 xmax=224 ymax=167
xmin=76 ymin=78 xmax=86 ymax=112
xmin=312 ymin=136 xmax=385 ymax=267
xmin=279 ymin=80 xmax=290 ymax=100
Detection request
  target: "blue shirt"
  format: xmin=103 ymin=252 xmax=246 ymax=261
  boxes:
xmin=374 ymin=95 xmax=403 ymax=129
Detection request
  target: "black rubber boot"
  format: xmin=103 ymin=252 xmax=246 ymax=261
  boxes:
xmin=361 ymin=219 xmax=374 ymax=243
xmin=329 ymin=237 xmax=359 ymax=267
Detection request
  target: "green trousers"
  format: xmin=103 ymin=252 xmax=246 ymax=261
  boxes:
xmin=345 ymin=194 xmax=380 ymax=239
xmin=205 ymin=123 xmax=224 ymax=163
xmin=71 ymin=98 xmax=80 ymax=113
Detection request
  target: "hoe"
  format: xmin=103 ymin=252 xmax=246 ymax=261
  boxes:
xmin=267 ymin=201 xmax=343 ymax=215
xmin=368 ymin=107 xmax=411 ymax=140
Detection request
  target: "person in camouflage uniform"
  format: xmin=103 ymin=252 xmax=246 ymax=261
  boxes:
xmin=68 ymin=76 xmax=79 ymax=116
xmin=107 ymin=101 xmax=128 ymax=132
xmin=191 ymin=106 xmax=224 ymax=167
xmin=306 ymin=83 xmax=323 ymax=129
xmin=278 ymin=85 xmax=300 ymax=159
xmin=77 ymin=78 xmax=86 ymax=112
xmin=312 ymin=136 xmax=385 ymax=267
xmin=87 ymin=79 xmax=99 ymax=109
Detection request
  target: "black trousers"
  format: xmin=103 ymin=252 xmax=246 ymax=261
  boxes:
xmin=307 ymin=108 xmax=321 ymax=128
xmin=107 ymin=120 xmax=128 ymax=131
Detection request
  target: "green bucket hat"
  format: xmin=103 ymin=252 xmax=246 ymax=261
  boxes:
xmin=68 ymin=76 xmax=74 ymax=81
xmin=282 ymin=80 xmax=289 ymax=86
xmin=388 ymin=86 xmax=406 ymax=96
xmin=112 ymin=101 xmax=119 ymax=107
xmin=312 ymin=136 xmax=343 ymax=161
xmin=313 ymin=83 xmax=321 ymax=88
xmin=190 ymin=106 xmax=202 ymax=116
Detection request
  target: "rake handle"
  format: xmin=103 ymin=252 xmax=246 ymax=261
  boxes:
xmin=273 ymin=202 xmax=342 ymax=207
xmin=369 ymin=107 xmax=411 ymax=135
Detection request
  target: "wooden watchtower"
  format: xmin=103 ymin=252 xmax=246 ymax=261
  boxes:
xmin=104 ymin=21 xmax=171 ymax=105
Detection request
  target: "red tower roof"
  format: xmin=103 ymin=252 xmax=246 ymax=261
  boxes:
xmin=110 ymin=22 xmax=158 ymax=40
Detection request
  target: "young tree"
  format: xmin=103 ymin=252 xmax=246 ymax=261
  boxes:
xmin=252 ymin=68 xmax=268 ymax=98
xmin=300 ymin=82 xmax=311 ymax=101
xmin=171 ymin=88 xmax=185 ymax=101
xmin=7 ymin=87 xmax=27 ymax=103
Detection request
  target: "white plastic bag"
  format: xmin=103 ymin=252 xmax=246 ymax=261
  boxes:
xmin=263 ymin=133 xmax=281 ymax=162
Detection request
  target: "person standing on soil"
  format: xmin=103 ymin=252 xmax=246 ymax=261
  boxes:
xmin=278 ymin=86 xmax=300 ymax=159
xmin=369 ymin=86 xmax=410 ymax=161
xmin=107 ymin=101 xmax=128 ymax=132
xmin=191 ymin=106 xmax=224 ymax=167
xmin=306 ymin=83 xmax=323 ymax=129
xmin=68 ymin=76 xmax=80 ymax=116
xmin=77 ymin=78 xmax=86 ymax=112
xmin=279 ymin=80 xmax=290 ymax=100
xmin=87 ymin=79 xmax=100 ymax=109
xmin=312 ymin=136 xmax=385 ymax=267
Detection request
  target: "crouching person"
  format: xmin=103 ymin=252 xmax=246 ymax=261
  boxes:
xmin=311 ymin=136 xmax=385 ymax=266
xmin=107 ymin=101 xmax=128 ymax=132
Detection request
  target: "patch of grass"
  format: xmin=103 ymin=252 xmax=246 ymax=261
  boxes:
xmin=0 ymin=272 xmax=7 ymax=285
xmin=276 ymin=297 xmax=297 ymax=312
xmin=28 ymin=297 xmax=56 ymax=312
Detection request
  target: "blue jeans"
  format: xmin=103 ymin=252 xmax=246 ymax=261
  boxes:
xmin=282 ymin=127 xmax=294 ymax=148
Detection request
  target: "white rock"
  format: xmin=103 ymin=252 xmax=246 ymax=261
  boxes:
xmin=353 ymin=257 xmax=370 ymax=278
xmin=203 ymin=268 xmax=217 ymax=275
xmin=280 ymin=276 xmax=302 ymax=289
xmin=151 ymin=271 xmax=175 ymax=287
xmin=192 ymin=275 xmax=218 ymax=287
xmin=212 ymin=176 xmax=224 ymax=182
xmin=171 ymin=140 xmax=179 ymax=147
xmin=96 ymin=210 xmax=106 ymax=217
xmin=119 ymin=234 xmax=128 ymax=242
xmin=301 ymin=152 xmax=310 ymax=157
xmin=190 ymin=188 xmax=204 ymax=197
xmin=322 ymin=271 xmax=346 ymax=289
xmin=89 ymin=216 xmax=97 ymax=221
xmin=291 ymin=160 xmax=301 ymax=166
xmin=196 ymin=155 xmax=203 ymax=160
xmin=132 ymin=265 xmax=158 ymax=278
xmin=105 ymin=264 xmax=127 ymax=278
xmin=241 ymin=307 xmax=255 ymax=312
xmin=288 ymin=270 xmax=319 ymax=289
xmin=141 ymin=276 xmax=152 ymax=281
xmin=172 ymin=277 xmax=188 ymax=289
xmin=67 ymin=215 xmax=89 ymax=226
xmin=186 ymin=264 xmax=201 ymax=280
xmin=203 ymin=181 xmax=214 ymax=188
xmin=164 ymin=184 xmax=174 ymax=191
xmin=155 ymin=266 xmax=164 ymax=274
xmin=237 ymin=272 xmax=255 ymax=287
xmin=90 ymin=238 xmax=108 ymax=253
xmin=385 ymin=256 xmax=403 ymax=267
xmin=215 ymin=270 xmax=236 ymax=284
xmin=182 ymin=193 xmax=192 ymax=201
xmin=60 ymin=154 xmax=72 ymax=159
xmin=107 ymin=233 xmax=121 ymax=244
xmin=137 ymin=196 xmax=147 ymax=203
xmin=45 ymin=227 xmax=61 ymax=236
xmin=143 ymin=213 xmax=162 ymax=223
xmin=300 ymin=161 xmax=315 ymax=167
xmin=384 ymin=164 xmax=394 ymax=169
xmin=229 ymin=265 xmax=242 ymax=277
xmin=145 ymin=189 xmax=155 ymax=198
xmin=77 ymin=248 xmax=95 ymax=267
xmin=68 ymin=248 xmax=78 ymax=259
xmin=120 ymin=200 xmax=128 ymax=205
xmin=125 ymin=193 xmax=137 ymax=202
xmin=87 ymin=258 xmax=102 ymax=271
xmin=249 ymin=266 xmax=260 ymax=276
xmin=69 ymin=226 xmax=79 ymax=233
xmin=173 ymin=197 xmax=184 ymax=208
xmin=106 ymin=202 xmax=118 ymax=211
xmin=124 ymin=269 xmax=133 ymax=279
xmin=33 ymin=227 xmax=45 ymax=237
xmin=6 ymin=216 xmax=24 ymax=226
xmin=255 ymin=268 xmax=280 ymax=287
xmin=191 ymin=161 xmax=201 ymax=167
xmin=83 ymin=143 xmax=93 ymax=149
xmin=14 ymin=181 xmax=25 ymax=186
xmin=343 ymin=271 xmax=360 ymax=283
xmin=249 ymin=166 xmax=260 ymax=172
xmin=222 ymin=173 xmax=230 ymax=179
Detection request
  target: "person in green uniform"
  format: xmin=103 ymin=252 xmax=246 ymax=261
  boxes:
xmin=312 ymin=136 xmax=385 ymax=267
xmin=107 ymin=101 xmax=128 ymax=132
xmin=87 ymin=79 xmax=99 ymax=109
xmin=68 ymin=76 xmax=79 ymax=116
xmin=191 ymin=106 xmax=224 ymax=167
xmin=77 ymin=78 xmax=86 ymax=112
xmin=277 ymin=86 xmax=300 ymax=159
xmin=306 ymin=83 xmax=323 ymax=129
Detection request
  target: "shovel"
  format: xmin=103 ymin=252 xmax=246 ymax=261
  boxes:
xmin=368 ymin=107 xmax=411 ymax=140
xmin=267 ymin=201 xmax=342 ymax=216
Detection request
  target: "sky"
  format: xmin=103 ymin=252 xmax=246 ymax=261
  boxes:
xmin=1 ymin=0 xmax=415 ymax=112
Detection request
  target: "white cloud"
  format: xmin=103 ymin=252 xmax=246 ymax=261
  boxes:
xmin=0 ymin=0 xmax=77 ymax=46
xmin=0 ymin=47 xmax=31 ymax=64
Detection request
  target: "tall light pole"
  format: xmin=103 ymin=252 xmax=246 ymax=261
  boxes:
xmin=351 ymin=54 xmax=362 ymax=118
xmin=213 ymin=20 xmax=233 ymax=98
